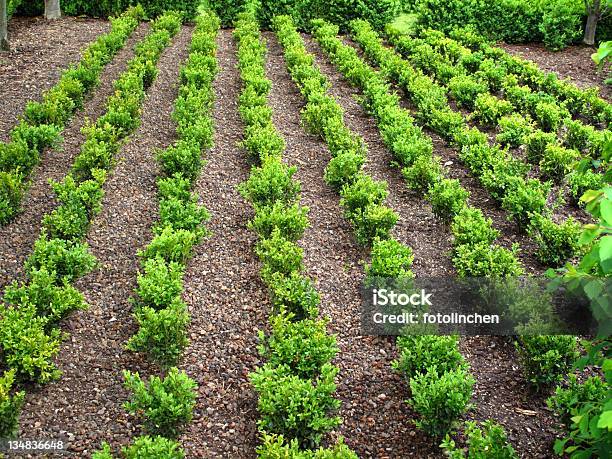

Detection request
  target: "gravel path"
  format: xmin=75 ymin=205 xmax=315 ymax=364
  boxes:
xmin=17 ymin=26 xmax=193 ymax=456
xmin=178 ymin=29 xmax=267 ymax=458
xmin=0 ymin=23 xmax=150 ymax=292
xmin=0 ymin=16 xmax=111 ymax=139
xmin=267 ymin=32 xmax=445 ymax=458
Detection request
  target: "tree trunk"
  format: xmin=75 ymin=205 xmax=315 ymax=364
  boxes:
xmin=0 ymin=0 xmax=8 ymax=52
xmin=44 ymin=0 xmax=61 ymax=20
xmin=584 ymin=0 xmax=600 ymax=45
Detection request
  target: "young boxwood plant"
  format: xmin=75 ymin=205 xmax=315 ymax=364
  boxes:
xmin=257 ymin=434 xmax=357 ymax=458
xmin=440 ymin=420 xmax=518 ymax=459
xmin=0 ymin=369 xmax=25 ymax=439
xmin=249 ymin=201 xmax=309 ymax=242
xmin=94 ymin=436 xmax=185 ymax=459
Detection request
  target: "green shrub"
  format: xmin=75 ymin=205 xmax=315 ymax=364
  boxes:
xmin=157 ymin=174 xmax=192 ymax=202
xmin=567 ymin=170 xmax=604 ymax=204
xmin=210 ymin=0 xmax=246 ymax=26
xmin=0 ymin=170 xmax=25 ymax=224
xmin=127 ymin=300 xmax=190 ymax=368
xmin=156 ymin=197 xmax=209 ymax=236
xmin=472 ymin=93 xmax=513 ymax=126
xmin=427 ymin=178 xmax=469 ymax=222
xmin=324 ymin=150 xmax=365 ymax=189
xmin=539 ymin=144 xmax=579 ymax=181
xmin=448 ymin=75 xmax=488 ymax=109
xmin=156 ymin=140 xmax=203 ymax=183
xmin=249 ymin=202 xmax=309 ymax=242
xmin=0 ymin=369 xmax=25 ymax=439
xmin=10 ymin=122 xmax=61 ymax=157
xmin=123 ymin=368 xmax=197 ymax=438
xmin=393 ymin=335 xmax=464 ymax=379
xmin=4 ymin=268 xmax=87 ymax=323
xmin=547 ymin=375 xmax=608 ymax=427
xmin=257 ymin=434 xmax=357 ymax=459
xmin=539 ymin=0 xmax=583 ymax=51
xmin=249 ymin=363 xmax=341 ymax=449
xmin=256 ymin=229 xmax=304 ymax=281
xmin=501 ymin=177 xmax=549 ymax=231
xmin=401 ymin=154 xmax=443 ymax=192
xmin=528 ymin=215 xmax=581 ymax=267
xmin=534 ymin=101 xmax=566 ymax=132
xmin=451 ymin=206 xmax=500 ymax=248
xmin=409 ymin=366 xmax=474 ymax=437
xmin=139 ymin=227 xmax=198 ymax=265
xmin=351 ymin=203 xmax=398 ymax=246
xmin=258 ymin=313 xmax=338 ymax=379
xmin=26 ymin=234 xmax=96 ymax=282
xmin=365 ymin=237 xmax=414 ymax=280
xmin=135 ymin=257 xmax=184 ymax=310
xmin=239 ymin=159 xmax=300 ymax=209
xmin=440 ymin=420 xmax=518 ymax=459
xmin=268 ymin=272 xmax=320 ymax=320
xmin=453 ymin=242 xmax=523 ymax=277
xmin=71 ymin=138 xmax=115 ymax=181
xmin=525 ymin=130 xmax=557 ymax=164
xmin=515 ymin=335 xmax=579 ymax=389
xmin=0 ymin=303 xmax=62 ymax=383
xmin=339 ymin=173 xmax=388 ymax=218
xmin=496 ymin=114 xmax=533 ymax=148
xmin=122 ymin=436 xmax=185 ymax=459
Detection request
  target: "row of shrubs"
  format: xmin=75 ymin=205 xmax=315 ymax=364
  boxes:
xmin=446 ymin=27 xmax=612 ymax=127
xmin=0 ymin=6 xmax=143 ymax=226
xmin=235 ymin=8 xmax=356 ymax=457
xmin=347 ymin=18 xmax=582 ymax=391
xmin=92 ymin=11 xmax=221 ymax=458
xmin=0 ymin=11 xmax=182 ymax=441
xmin=351 ymin=19 xmax=584 ymax=269
xmin=389 ymin=27 xmax=608 ymax=198
xmin=414 ymin=0 xmax=612 ymax=51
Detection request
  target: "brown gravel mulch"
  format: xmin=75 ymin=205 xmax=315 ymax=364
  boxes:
xmin=0 ymin=23 xmax=150 ymax=293
xmin=178 ymin=29 xmax=268 ymax=458
xmin=17 ymin=26 xmax=193 ymax=456
xmin=501 ymin=43 xmax=611 ymax=101
xmin=0 ymin=16 xmax=111 ymax=140
xmin=304 ymin=36 xmax=561 ymax=458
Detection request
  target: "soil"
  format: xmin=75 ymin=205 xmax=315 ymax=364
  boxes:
xmin=0 ymin=16 xmax=110 ymax=140
xmin=501 ymin=42 xmax=611 ymax=101
xmin=0 ymin=23 xmax=151 ymax=292
xmin=17 ymin=26 xmax=193 ymax=456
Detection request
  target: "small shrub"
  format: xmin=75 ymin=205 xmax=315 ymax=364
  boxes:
xmin=26 ymin=234 xmax=96 ymax=283
xmin=351 ymin=203 xmax=398 ymax=246
xmin=496 ymin=114 xmax=533 ymax=148
xmin=122 ymin=436 xmax=185 ymax=459
xmin=123 ymin=368 xmax=197 ymax=438
xmin=324 ymin=150 xmax=365 ymax=189
xmin=257 ymin=434 xmax=357 ymax=459
xmin=409 ymin=366 xmax=474 ymax=437
xmin=156 ymin=140 xmax=203 ymax=183
xmin=258 ymin=313 xmax=338 ymax=379
xmin=127 ymin=300 xmax=190 ymax=369
xmin=401 ymin=154 xmax=443 ymax=192
xmin=472 ymin=93 xmax=513 ymax=126
xmin=567 ymin=170 xmax=604 ymax=204
xmin=339 ymin=173 xmax=388 ymax=218
xmin=525 ymin=130 xmax=557 ymax=164
xmin=10 ymin=122 xmax=61 ymax=157
xmin=268 ymin=272 xmax=320 ymax=320
xmin=448 ymin=75 xmax=488 ymax=109
xmin=515 ymin=335 xmax=579 ymax=389
xmin=139 ymin=227 xmax=198 ymax=265
xmin=135 ymin=257 xmax=184 ymax=310
xmin=534 ymin=101 xmax=565 ymax=132
xmin=547 ymin=375 xmax=608 ymax=427
xmin=427 ymin=178 xmax=469 ymax=222
xmin=365 ymin=237 xmax=414 ymax=281
xmin=440 ymin=420 xmax=518 ymax=459
xmin=249 ymin=202 xmax=309 ymax=242
xmin=539 ymin=144 xmax=579 ymax=182
xmin=393 ymin=335 xmax=464 ymax=379
xmin=249 ymin=363 xmax=341 ymax=449
xmin=528 ymin=215 xmax=581 ymax=267
xmin=451 ymin=206 xmax=500 ymax=248
xmin=157 ymin=174 xmax=192 ymax=202
xmin=0 ymin=369 xmax=25 ymax=439
xmin=156 ymin=197 xmax=209 ymax=236
xmin=256 ymin=228 xmax=304 ymax=281
xmin=239 ymin=159 xmax=300 ymax=209
xmin=501 ymin=177 xmax=549 ymax=231
xmin=0 ymin=170 xmax=25 ymax=224
xmin=453 ymin=242 xmax=523 ymax=277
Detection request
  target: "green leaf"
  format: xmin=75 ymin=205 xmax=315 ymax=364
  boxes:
xmin=597 ymin=410 xmax=612 ymax=430
xmin=601 ymin=199 xmax=612 ymax=224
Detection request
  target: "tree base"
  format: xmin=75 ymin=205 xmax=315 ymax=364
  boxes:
xmin=0 ymin=38 xmax=9 ymax=52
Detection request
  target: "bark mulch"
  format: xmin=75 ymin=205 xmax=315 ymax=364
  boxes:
xmin=501 ymin=42 xmax=611 ymax=101
xmin=0 ymin=16 xmax=110 ymax=140
xmin=178 ymin=29 xmax=268 ymax=458
xmin=0 ymin=23 xmax=150 ymax=293
xmin=17 ymin=26 xmax=193 ymax=456
xmin=305 ymin=36 xmax=560 ymax=458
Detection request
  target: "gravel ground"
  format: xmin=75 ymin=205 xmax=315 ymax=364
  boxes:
xmin=0 ymin=23 xmax=150 ymax=292
xmin=178 ymin=29 xmax=268 ymax=458
xmin=16 ymin=26 xmax=193 ymax=457
xmin=304 ymin=35 xmax=560 ymax=458
xmin=501 ymin=43 xmax=611 ymax=101
xmin=0 ymin=16 xmax=110 ymax=140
